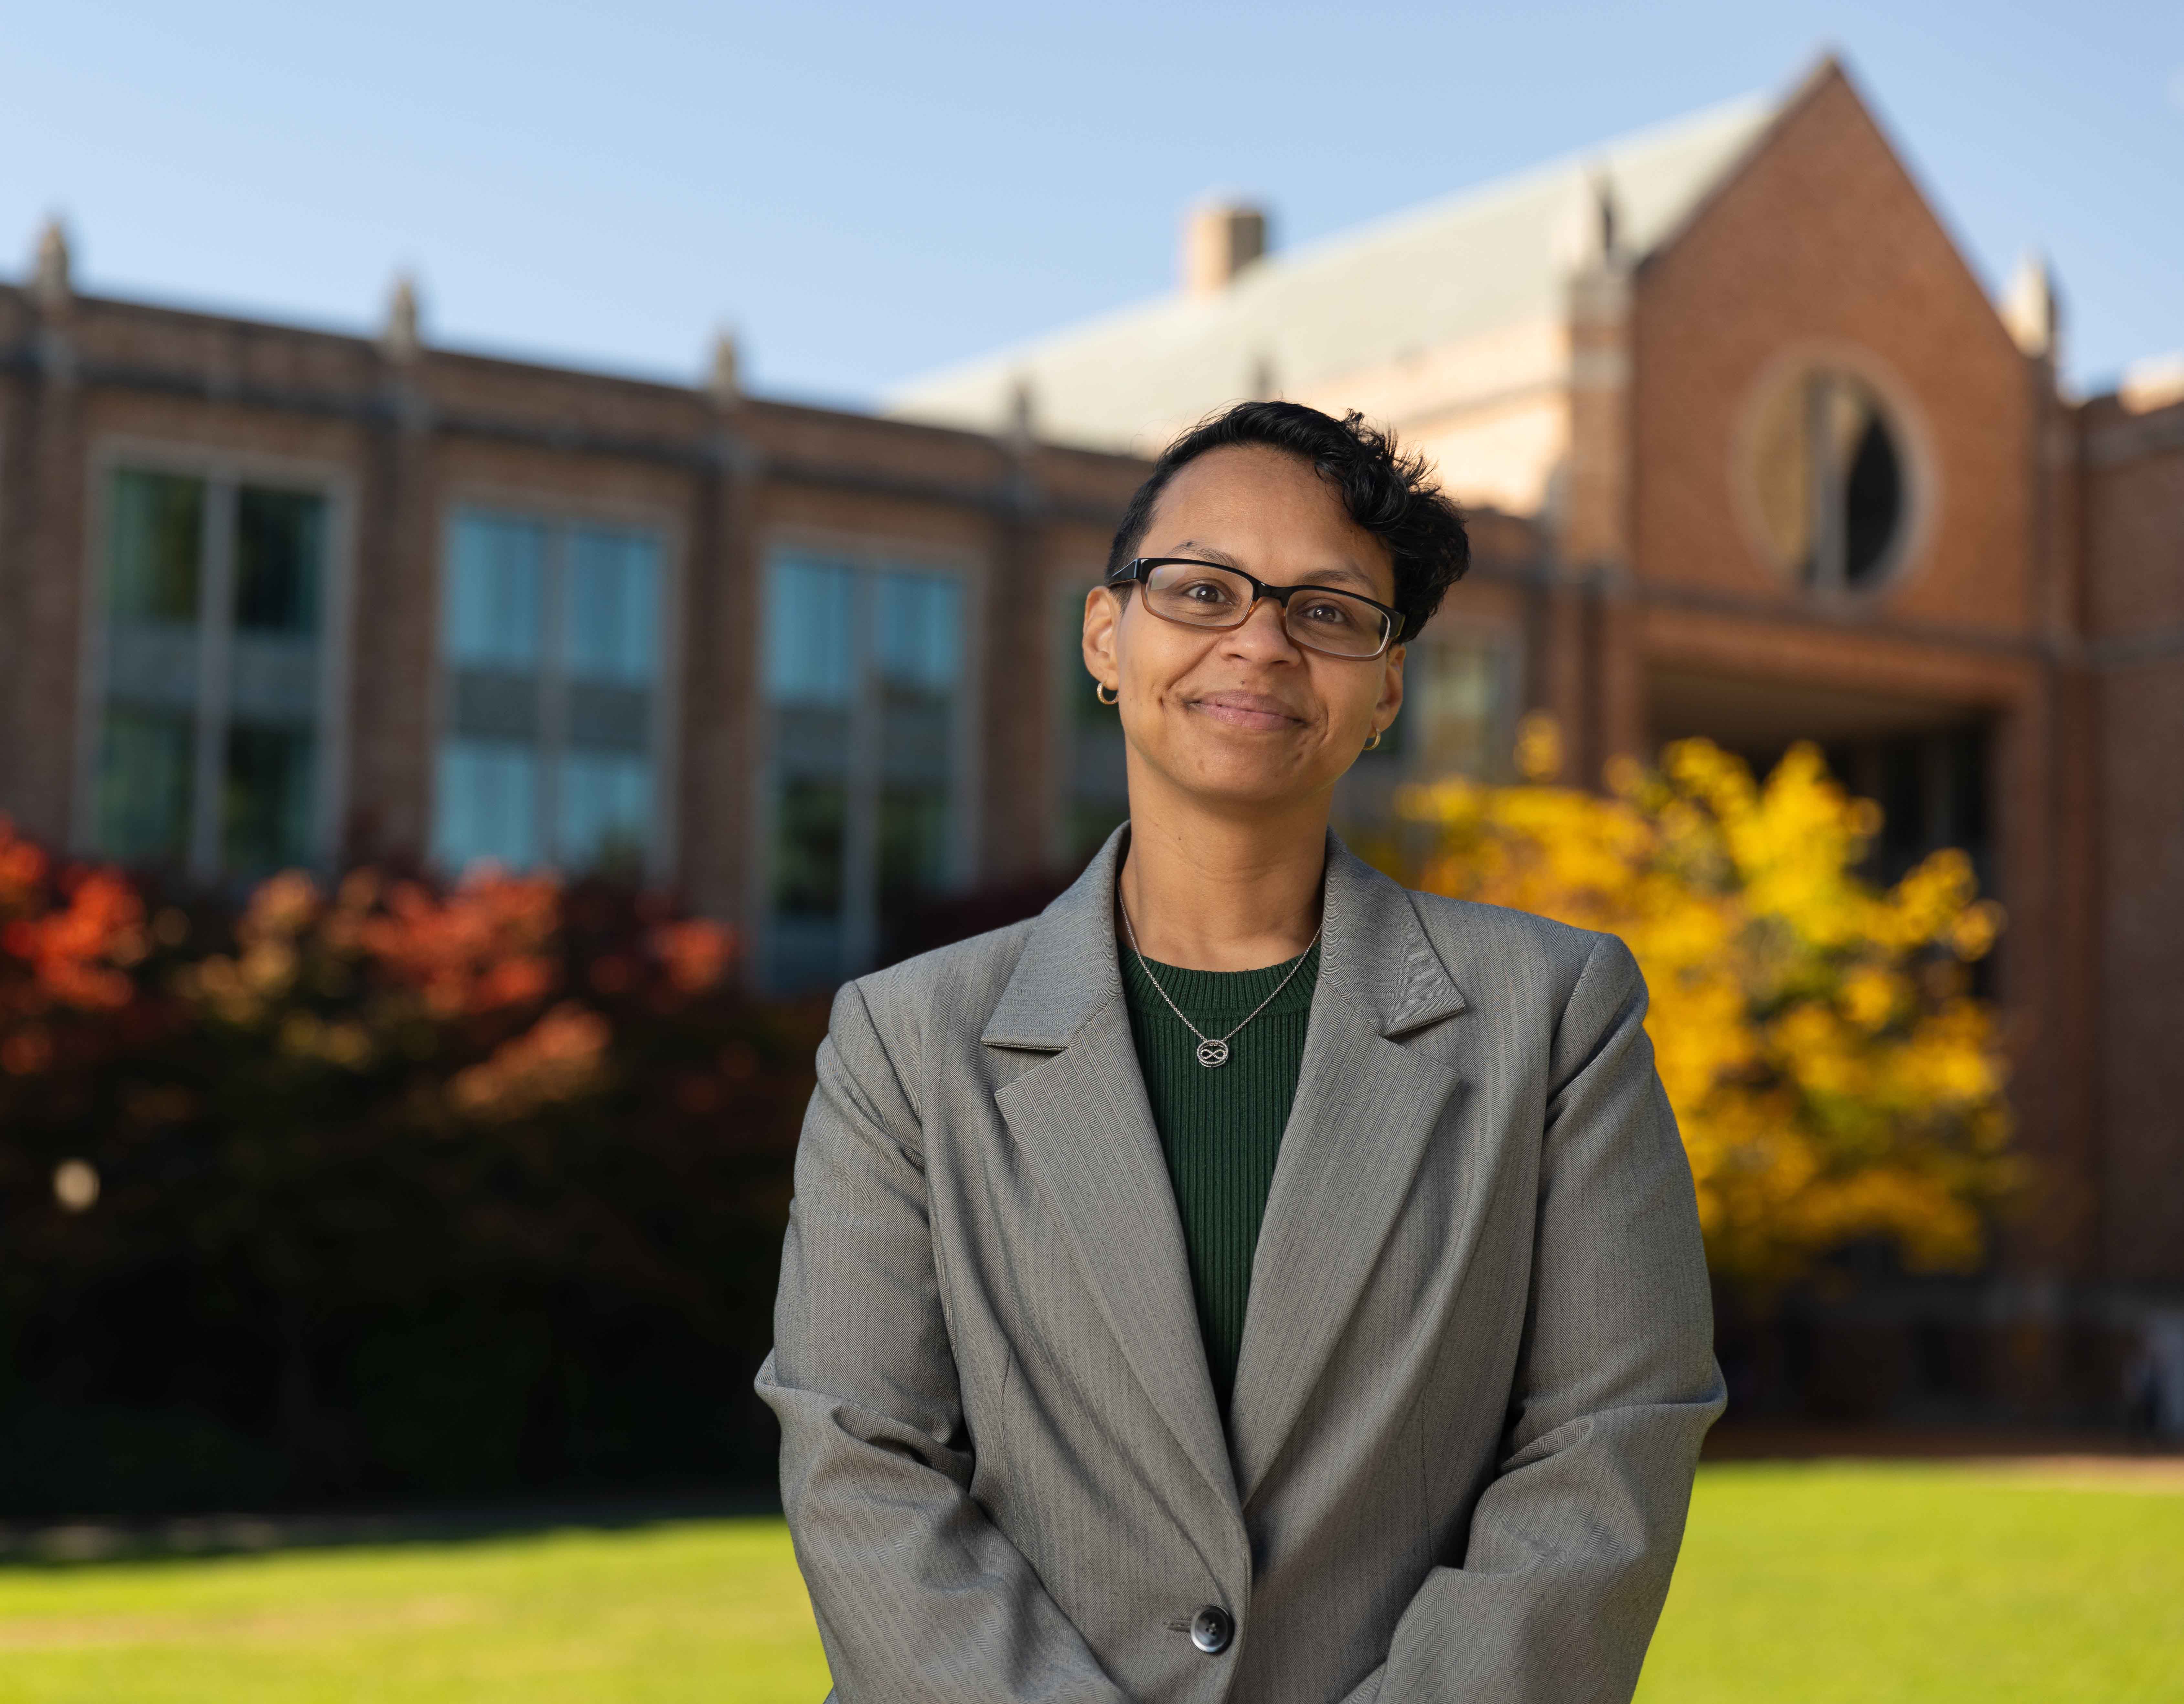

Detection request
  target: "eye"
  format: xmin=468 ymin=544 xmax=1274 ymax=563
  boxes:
xmin=1176 ymin=576 xmax=1240 ymax=605
xmin=1297 ymin=596 xmax=1365 ymax=629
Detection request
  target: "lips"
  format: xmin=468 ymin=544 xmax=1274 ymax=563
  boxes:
xmin=1188 ymin=691 xmax=1305 ymax=732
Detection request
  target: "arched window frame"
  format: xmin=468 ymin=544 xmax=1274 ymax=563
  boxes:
xmin=1733 ymin=345 xmax=1938 ymax=600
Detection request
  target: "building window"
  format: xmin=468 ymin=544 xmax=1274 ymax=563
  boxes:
xmin=1056 ymin=581 xmax=1127 ymax=865
xmin=764 ymin=550 xmax=969 ymax=990
xmin=1408 ymin=636 xmax=1519 ymax=781
xmin=1333 ymin=632 xmax=1517 ymax=848
xmin=1747 ymin=367 xmax=1910 ymax=591
xmin=92 ymin=466 xmax=332 ymax=878
xmin=432 ymin=509 xmax=665 ymax=877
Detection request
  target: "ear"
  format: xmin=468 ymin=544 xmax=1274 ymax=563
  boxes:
xmin=1376 ymin=642 xmax=1406 ymax=727
xmin=1082 ymin=584 xmax=1124 ymax=693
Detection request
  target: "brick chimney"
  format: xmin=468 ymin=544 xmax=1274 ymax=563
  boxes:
xmin=708 ymin=328 xmax=742 ymax=409
xmin=2002 ymin=251 xmax=2060 ymax=363
xmin=381 ymin=271 xmax=423 ymax=363
xmin=1182 ymin=201 xmax=1267 ymax=298
xmin=31 ymin=217 xmax=72 ymax=311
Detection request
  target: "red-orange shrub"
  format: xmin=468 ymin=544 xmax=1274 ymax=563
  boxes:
xmin=0 ymin=822 xmax=821 ymax=1514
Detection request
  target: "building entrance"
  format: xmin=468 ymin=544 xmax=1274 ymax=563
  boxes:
xmin=1647 ymin=667 xmax=1992 ymax=896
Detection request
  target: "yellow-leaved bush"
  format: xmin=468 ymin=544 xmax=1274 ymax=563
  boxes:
xmin=1397 ymin=720 xmax=2016 ymax=1295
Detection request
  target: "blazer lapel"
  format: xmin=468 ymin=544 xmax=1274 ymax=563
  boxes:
xmin=1227 ymin=836 xmax=1467 ymax=1506
xmin=983 ymin=827 xmax=1239 ymax=1518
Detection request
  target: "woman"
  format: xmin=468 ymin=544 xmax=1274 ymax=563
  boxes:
xmin=758 ymin=402 xmax=1724 ymax=1704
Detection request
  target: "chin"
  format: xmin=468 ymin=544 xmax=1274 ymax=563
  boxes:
xmin=1175 ymin=743 xmax=1332 ymax=807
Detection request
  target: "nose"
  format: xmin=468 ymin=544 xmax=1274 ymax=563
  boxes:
xmin=1220 ymin=591 xmax=1303 ymax=660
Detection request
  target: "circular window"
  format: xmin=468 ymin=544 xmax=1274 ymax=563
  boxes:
xmin=1745 ymin=368 xmax=1909 ymax=591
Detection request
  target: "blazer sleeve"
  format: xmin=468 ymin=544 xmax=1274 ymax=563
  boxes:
xmin=1336 ymin=931 xmax=1726 ymax=1704
xmin=754 ymin=979 xmax=1132 ymax=1704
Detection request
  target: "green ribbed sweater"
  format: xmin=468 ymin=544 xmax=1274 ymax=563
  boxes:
xmin=1119 ymin=941 xmax=1320 ymax=1417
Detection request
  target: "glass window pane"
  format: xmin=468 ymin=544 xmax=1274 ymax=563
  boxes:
xmin=439 ymin=515 xmax=545 ymax=876
xmin=96 ymin=707 xmax=195 ymax=864
xmin=877 ymin=574 xmax=959 ymax=782
xmin=99 ymin=473 xmax=205 ymax=868
xmin=769 ymin=772 xmax=848 ymax=991
xmin=877 ymin=783 xmax=950 ymax=957
xmin=1060 ymin=582 xmax=1127 ymax=860
xmin=1414 ymin=642 xmax=1506 ymax=780
xmin=567 ymin=528 xmax=661 ymax=684
xmin=228 ymin=632 xmax=324 ymax=727
xmin=234 ymin=487 xmax=325 ymax=635
xmin=223 ymin=723 xmax=316 ymax=873
xmin=766 ymin=558 xmax=855 ymax=705
xmin=566 ymin=682 xmax=650 ymax=754
xmin=433 ymin=740 xmax=540 ymax=872
xmin=772 ymin=778 xmax=847 ymax=918
xmin=1843 ymin=412 xmax=1904 ymax=586
xmin=765 ymin=555 xmax=969 ymax=987
xmin=228 ymin=487 xmax=329 ymax=870
xmin=107 ymin=470 xmax=204 ymax=624
xmin=448 ymin=669 xmax=542 ymax=742
xmin=102 ymin=626 xmax=202 ymax=713
xmin=559 ymin=751 xmax=651 ymax=875
xmin=873 ymin=571 xmax=960 ymax=692
xmin=446 ymin=514 xmax=547 ymax=667
xmin=879 ymin=696 xmax=953 ymax=781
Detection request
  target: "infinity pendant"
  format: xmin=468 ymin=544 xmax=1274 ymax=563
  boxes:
xmin=1195 ymin=1038 xmax=1230 ymax=1068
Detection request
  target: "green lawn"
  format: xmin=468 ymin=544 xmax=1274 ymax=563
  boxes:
xmin=1638 ymin=1462 xmax=2184 ymax=1704
xmin=0 ymin=1462 xmax=2178 ymax=1703
xmin=0 ymin=1519 xmax=827 ymax=1704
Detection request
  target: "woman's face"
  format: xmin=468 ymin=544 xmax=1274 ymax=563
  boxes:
xmin=1083 ymin=444 xmax=1405 ymax=815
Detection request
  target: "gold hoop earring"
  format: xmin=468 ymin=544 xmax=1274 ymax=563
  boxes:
xmin=1095 ymin=681 xmax=1119 ymax=706
xmin=1365 ymin=727 xmax=1382 ymax=750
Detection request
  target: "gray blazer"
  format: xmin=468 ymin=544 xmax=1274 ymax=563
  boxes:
xmin=757 ymin=827 xmax=1725 ymax=1704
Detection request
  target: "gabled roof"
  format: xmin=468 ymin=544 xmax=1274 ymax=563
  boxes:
xmin=884 ymin=92 xmax=1777 ymax=452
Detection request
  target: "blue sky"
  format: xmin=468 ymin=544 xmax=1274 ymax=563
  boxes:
xmin=5 ymin=1 xmax=2179 ymax=406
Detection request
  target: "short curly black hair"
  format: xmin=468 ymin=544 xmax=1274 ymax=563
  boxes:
xmin=1105 ymin=400 xmax=1469 ymax=642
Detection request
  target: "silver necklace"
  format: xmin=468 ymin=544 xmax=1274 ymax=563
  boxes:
xmin=1118 ymin=896 xmax=1321 ymax=1069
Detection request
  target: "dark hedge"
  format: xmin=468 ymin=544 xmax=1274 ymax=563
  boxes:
xmin=0 ymin=826 xmax=823 ymax=1516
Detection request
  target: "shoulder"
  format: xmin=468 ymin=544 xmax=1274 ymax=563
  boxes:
xmin=1404 ymin=885 xmax=1607 ymax=973
xmin=829 ymin=916 xmax=1041 ymax=1065
xmin=1398 ymin=884 xmax=1637 ymax=1012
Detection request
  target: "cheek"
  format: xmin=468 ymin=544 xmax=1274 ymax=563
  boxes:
xmin=1312 ymin=665 xmax=1385 ymax=730
xmin=1118 ymin=618 xmax=1208 ymax=698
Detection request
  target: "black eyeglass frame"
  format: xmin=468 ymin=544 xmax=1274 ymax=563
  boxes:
xmin=1105 ymin=556 xmax=1407 ymax=657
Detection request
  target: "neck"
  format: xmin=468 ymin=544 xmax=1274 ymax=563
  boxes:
xmin=1117 ymin=777 xmax=1329 ymax=972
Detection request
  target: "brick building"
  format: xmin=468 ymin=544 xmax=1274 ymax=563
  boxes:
xmin=1 ymin=57 xmax=2178 ymax=1416
xmin=0 ymin=246 xmax=1173 ymax=990
xmin=893 ymin=58 xmax=2184 ymax=1407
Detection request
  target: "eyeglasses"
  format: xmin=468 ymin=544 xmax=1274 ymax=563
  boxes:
xmin=1105 ymin=558 xmax=1404 ymax=659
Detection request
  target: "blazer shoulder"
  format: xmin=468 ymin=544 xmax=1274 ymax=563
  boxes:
xmin=839 ymin=916 xmax=1041 ymax=1066
xmin=1401 ymin=886 xmax=1618 ymax=1007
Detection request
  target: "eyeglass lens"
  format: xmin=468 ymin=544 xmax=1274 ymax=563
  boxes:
xmin=1141 ymin=561 xmax=1390 ymax=657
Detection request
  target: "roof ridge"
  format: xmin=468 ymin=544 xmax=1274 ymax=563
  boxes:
xmin=885 ymin=88 xmax=1777 ymax=413
xmin=1261 ymin=88 xmax=1775 ymax=279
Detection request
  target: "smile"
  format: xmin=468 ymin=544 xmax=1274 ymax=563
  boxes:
xmin=1188 ymin=693 xmax=1305 ymax=732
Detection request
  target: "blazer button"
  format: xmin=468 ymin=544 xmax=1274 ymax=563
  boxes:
xmin=1190 ymin=1604 xmax=1234 ymax=1655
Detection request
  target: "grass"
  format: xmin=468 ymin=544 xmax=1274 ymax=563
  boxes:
xmin=0 ymin=1519 xmax=827 ymax=1704
xmin=1637 ymin=1461 xmax=2184 ymax=1704
xmin=0 ymin=1462 xmax=2177 ymax=1703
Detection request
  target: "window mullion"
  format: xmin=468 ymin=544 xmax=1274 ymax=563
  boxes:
xmin=189 ymin=477 xmax=238 ymax=880
xmin=539 ymin=523 xmax=568 ymax=869
xmin=842 ymin=569 xmax=881 ymax=973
